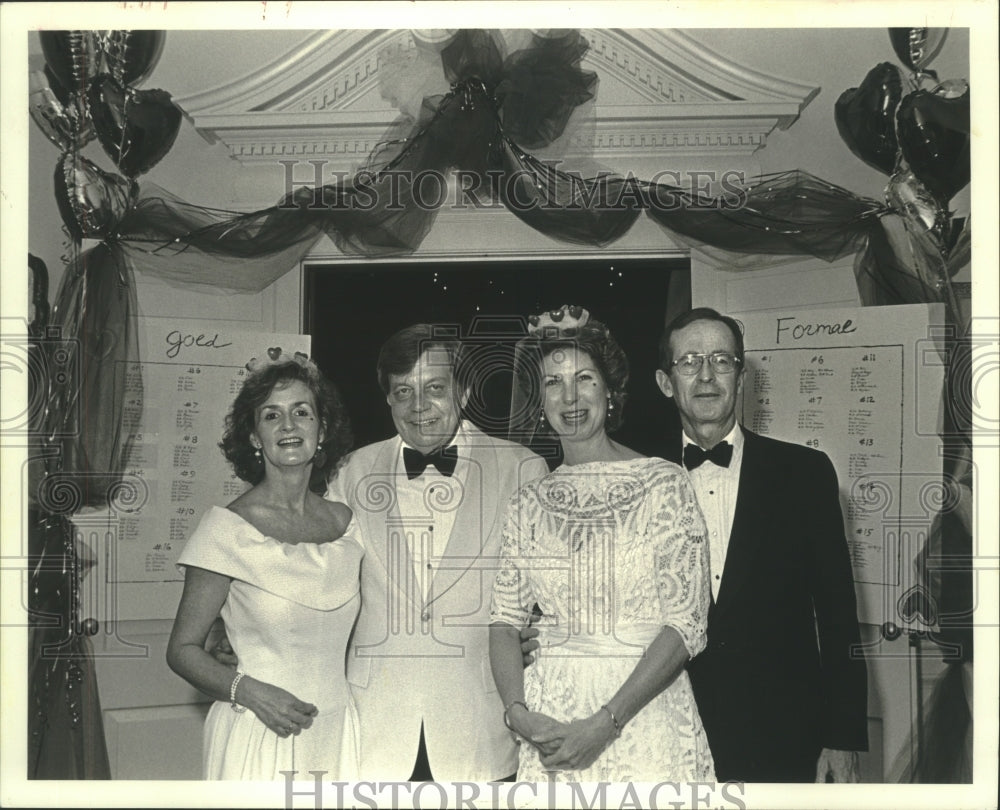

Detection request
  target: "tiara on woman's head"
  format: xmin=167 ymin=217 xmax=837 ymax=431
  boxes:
xmin=527 ymin=305 xmax=590 ymax=336
xmin=245 ymin=347 xmax=318 ymax=374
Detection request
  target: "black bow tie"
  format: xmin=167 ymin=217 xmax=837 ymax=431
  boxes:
xmin=403 ymin=445 xmax=458 ymax=479
xmin=683 ymin=441 xmax=733 ymax=470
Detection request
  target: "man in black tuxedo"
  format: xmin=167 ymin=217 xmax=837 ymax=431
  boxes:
xmin=654 ymin=307 xmax=868 ymax=783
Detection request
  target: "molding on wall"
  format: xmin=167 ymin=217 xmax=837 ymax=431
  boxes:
xmin=302 ymin=244 xmax=690 ymax=264
xmin=175 ymin=29 xmax=818 ymax=169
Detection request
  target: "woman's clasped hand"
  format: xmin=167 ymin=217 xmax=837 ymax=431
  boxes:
xmin=235 ymin=675 xmax=319 ymax=738
xmin=510 ymin=705 xmax=621 ymax=772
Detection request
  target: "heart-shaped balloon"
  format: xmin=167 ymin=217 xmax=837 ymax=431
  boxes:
xmin=888 ymin=27 xmax=948 ymax=74
xmin=29 ymin=70 xmax=95 ymax=150
xmin=834 ymin=62 xmax=903 ymax=176
xmin=102 ymin=30 xmax=167 ymax=86
xmin=39 ymin=31 xmax=101 ymax=96
xmin=896 ymin=85 xmax=970 ymax=204
xmin=54 ymin=152 xmax=138 ymax=241
xmin=87 ymin=74 xmax=182 ymax=177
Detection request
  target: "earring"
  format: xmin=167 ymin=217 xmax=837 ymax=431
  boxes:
xmin=539 ymin=409 xmax=546 ymax=424
xmin=253 ymin=445 xmax=262 ymax=462
xmin=312 ymin=446 xmax=328 ymax=468
xmin=607 ymin=396 xmax=614 ymax=412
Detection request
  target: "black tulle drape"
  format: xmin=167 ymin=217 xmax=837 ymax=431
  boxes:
xmin=108 ymin=29 xmax=894 ymax=297
xmin=28 ymin=509 xmax=111 ymax=780
xmin=48 ymin=28 xmax=913 ymax=492
xmin=28 ymin=254 xmax=111 ymax=779
xmin=45 ymin=243 xmax=139 ymax=503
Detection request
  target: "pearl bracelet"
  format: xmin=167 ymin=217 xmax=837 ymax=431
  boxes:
xmin=230 ymin=670 xmax=248 ymax=713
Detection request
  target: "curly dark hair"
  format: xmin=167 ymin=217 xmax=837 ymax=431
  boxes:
xmin=516 ymin=317 xmax=629 ymax=433
xmin=219 ymin=360 xmax=352 ymax=493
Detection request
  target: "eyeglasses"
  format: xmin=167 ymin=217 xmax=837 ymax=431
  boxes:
xmin=670 ymin=352 xmax=742 ymax=376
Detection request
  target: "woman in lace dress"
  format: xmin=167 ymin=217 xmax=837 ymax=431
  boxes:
xmin=489 ymin=307 xmax=715 ymax=783
xmin=167 ymin=351 xmax=362 ymax=780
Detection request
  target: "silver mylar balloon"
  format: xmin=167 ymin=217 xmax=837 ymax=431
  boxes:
xmin=28 ymin=70 xmax=95 ymax=151
xmin=884 ymin=165 xmax=944 ymax=238
xmin=54 ymin=152 xmax=137 ymax=241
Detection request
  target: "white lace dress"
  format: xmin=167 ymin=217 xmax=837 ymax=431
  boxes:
xmin=490 ymin=458 xmax=715 ymax=783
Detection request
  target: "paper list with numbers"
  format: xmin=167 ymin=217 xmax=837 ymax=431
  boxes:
xmin=114 ymin=321 xmax=311 ymax=586
xmin=735 ymin=304 xmax=946 ymax=628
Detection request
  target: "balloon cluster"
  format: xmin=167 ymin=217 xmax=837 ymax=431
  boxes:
xmin=29 ymin=31 xmax=180 ymax=240
xmin=834 ymin=28 xmax=969 ymax=260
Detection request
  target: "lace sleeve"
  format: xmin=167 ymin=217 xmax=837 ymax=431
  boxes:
xmin=489 ymin=490 xmax=535 ymax=628
xmin=652 ymin=470 xmax=711 ymax=657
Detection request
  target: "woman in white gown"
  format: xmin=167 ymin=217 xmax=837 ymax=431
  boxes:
xmin=490 ymin=307 xmax=715 ymax=783
xmin=167 ymin=350 xmax=362 ymax=780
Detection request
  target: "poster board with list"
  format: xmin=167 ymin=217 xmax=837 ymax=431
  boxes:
xmin=735 ymin=303 xmax=946 ymax=629
xmin=78 ymin=320 xmax=310 ymax=622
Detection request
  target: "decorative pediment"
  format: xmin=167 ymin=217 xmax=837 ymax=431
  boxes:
xmin=176 ymin=29 xmax=819 ymax=169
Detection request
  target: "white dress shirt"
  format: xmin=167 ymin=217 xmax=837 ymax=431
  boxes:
xmin=395 ymin=422 xmax=469 ymax=600
xmin=682 ymin=425 xmax=745 ymax=602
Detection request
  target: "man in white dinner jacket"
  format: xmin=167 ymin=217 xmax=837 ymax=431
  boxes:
xmin=327 ymin=323 xmax=548 ymax=782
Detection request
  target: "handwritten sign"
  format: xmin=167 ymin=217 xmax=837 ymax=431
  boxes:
xmin=109 ymin=320 xmax=310 ymax=607
xmin=736 ymin=304 xmax=946 ymax=628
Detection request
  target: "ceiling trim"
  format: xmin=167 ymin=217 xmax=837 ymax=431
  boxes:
xmin=175 ymin=29 xmax=819 ymax=169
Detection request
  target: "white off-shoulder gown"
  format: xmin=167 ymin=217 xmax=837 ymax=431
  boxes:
xmin=177 ymin=506 xmax=363 ymax=781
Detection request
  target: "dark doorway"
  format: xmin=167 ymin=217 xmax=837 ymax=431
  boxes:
xmin=304 ymin=257 xmax=687 ymax=463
